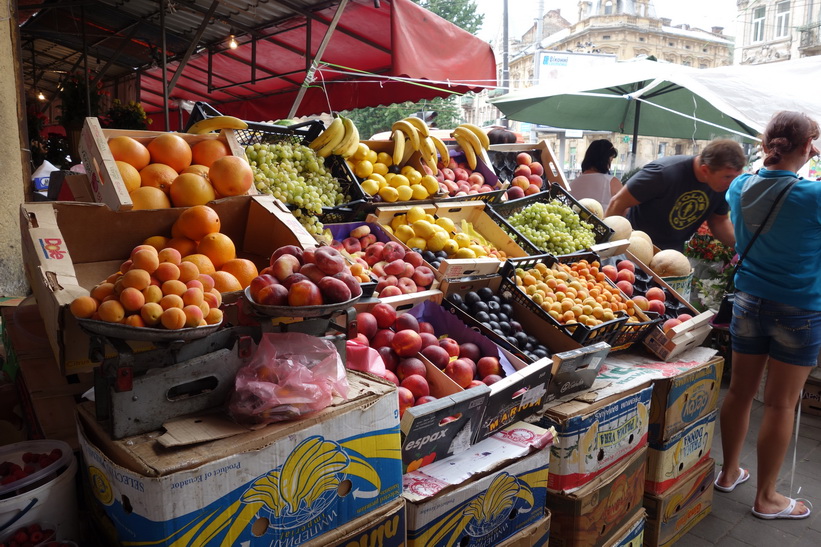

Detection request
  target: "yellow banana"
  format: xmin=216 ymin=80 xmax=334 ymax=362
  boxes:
xmin=453 ymin=133 xmax=477 ymax=169
xmin=391 ymin=119 xmax=420 ymax=151
xmin=458 ymin=122 xmax=490 ymax=149
xmin=391 ymin=129 xmax=406 ymax=166
xmin=187 ymin=115 xmax=248 ymax=134
xmin=332 ymin=117 xmax=360 ymax=158
xmin=418 ymin=136 xmax=438 ymax=174
xmin=453 ymin=126 xmax=484 ymax=155
xmin=404 ymin=116 xmax=430 ymax=137
xmin=309 ymin=117 xmax=345 ymax=154
xmin=430 ymin=135 xmax=450 ymax=164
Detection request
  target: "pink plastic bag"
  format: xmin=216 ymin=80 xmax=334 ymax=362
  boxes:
xmin=228 ymin=332 xmax=349 ymax=427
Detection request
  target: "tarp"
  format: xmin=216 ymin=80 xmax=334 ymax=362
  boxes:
xmin=141 ymin=0 xmax=497 ymax=119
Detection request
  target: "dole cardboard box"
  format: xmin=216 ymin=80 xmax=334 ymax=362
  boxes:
xmin=403 ymin=421 xmax=552 ymax=547
xmin=497 ymin=510 xmax=551 ymax=547
xmin=547 ymin=448 xmax=647 ymax=547
xmin=643 ymin=458 xmax=715 ymax=547
xmin=648 ymin=357 xmax=723 ymax=443
xmin=20 ymin=195 xmax=316 ymax=374
xmin=77 ymin=371 xmax=404 ymax=546
xmin=548 ymin=342 xmax=611 ymax=403
xmin=302 ymin=497 xmax=405 ymax=547
xmin=538 ymin=383 xmax=652 ymax=494
xmin=801 ymin=376 xmax=821 ymax=417
xmin=645 ymin=411 xmax=716 ymax=495
xmin=603 ymin=509 xmax=645 ymax=547
xmin=78 ymin=116 xmax=249 ymax=211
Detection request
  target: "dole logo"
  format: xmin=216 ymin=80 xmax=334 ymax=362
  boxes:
xmin=681 ymin=384 xmax=711 ymax=423
xmin=38 ymin=238 xmax=66 ymax=260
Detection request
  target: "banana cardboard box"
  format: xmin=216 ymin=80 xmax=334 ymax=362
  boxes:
xmin=403 ymin=421 xmax=552 ymax=547
xmin=643 ymin=458 xmax=715 ymax=547
xmin=76 ymin=371 xmax=403 ymax=546
xmin=648 ymin=357 xmax=722 ymax=443
xmin=20 ymin=195 xmax=316 ymax=375
xmin=602 ymin=508 xmax=645 ymax=547
xmin=538 ymin=383 xmax=652 ymax=494
xmin=79 ymin=117 xmax=251 ymax=212
xmin=547 ymin=447 xmax=647 ymax=547
xmin=497 ymin=509 xmax=551 ymax=547
xmin=301 ymin=497 xmax=405 ymax=547
xmin=645 ymin=411 xmax=716 ymax=495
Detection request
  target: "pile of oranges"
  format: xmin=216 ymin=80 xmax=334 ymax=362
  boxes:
xmin=108 ymin=133 xmax=253 ymax=209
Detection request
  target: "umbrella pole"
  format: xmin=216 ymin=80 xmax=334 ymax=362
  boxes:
xmin=629 ymin=100 xmax=641 ymax=171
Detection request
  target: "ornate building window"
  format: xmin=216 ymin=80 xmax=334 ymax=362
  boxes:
xmin=752 ymin=6 xmax=766 ymax=42
xmin=775 ymin=1 xmax=790 ymax=38
xmin=604 ymin=1 xmax=614 ymax=15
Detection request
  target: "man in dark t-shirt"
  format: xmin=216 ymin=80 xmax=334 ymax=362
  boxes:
xmin=604 ymin=139 xmax=746 ymax=251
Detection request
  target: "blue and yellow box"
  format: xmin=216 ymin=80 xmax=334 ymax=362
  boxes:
xmin=645 ymin=411 xmax=716 ymax=495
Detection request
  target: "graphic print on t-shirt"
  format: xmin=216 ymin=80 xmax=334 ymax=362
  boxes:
xmin=669 ymin=190 xmax=708 ymax=231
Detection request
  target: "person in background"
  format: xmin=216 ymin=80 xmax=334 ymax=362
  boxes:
xmin=487 ymin=127 xmax=517 ymax=145
xmin=569 ymin=139 xmax=622 ymax=208
xmin=604 ymin=139 xmax=746 ymax=250
xmin=715 ymin=111 xmax=821 ymax=520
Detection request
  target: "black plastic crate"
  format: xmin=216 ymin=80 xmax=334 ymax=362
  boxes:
xmin=603 ymin=254 xmax=695 ymax=320
xmin=607 ymin=311 xmax=662 ymax=352
xmin=500 ymin=253 xmax=628 ymax=346
xmin=487 ymin=184 xmax=613 ymax=256
xmin=487 ymin=149 xmax=544 ymax=185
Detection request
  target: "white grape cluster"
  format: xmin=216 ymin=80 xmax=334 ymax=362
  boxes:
xmin=507 ymin=201 xmax=596 ymax=255
xmin=245 ymin=142 xmax=349 ymax=235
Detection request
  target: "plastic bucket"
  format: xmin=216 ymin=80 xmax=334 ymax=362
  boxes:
xmin=661 ymin=270 xmax=694 ymax=301
xmin=0 ymin=440 xmax=79 ymax=541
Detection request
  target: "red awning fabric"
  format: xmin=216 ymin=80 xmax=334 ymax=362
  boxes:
xmin=140 ymin=0 xmax=496 ymax=120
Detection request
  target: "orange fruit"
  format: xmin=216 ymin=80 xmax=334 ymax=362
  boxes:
xmin=182 ymin=253 xmax=216 ymax=275
xmin=211 ymin=271 xmax=242 ymax=293
xmin=209 ymin=156 xmax=253 ymax=197
xmin=129 ymin=186 xmax=170 ymax=210
xmin=169 ymin=173 xmax=216 ymax=207
xmin=182 ymin=164 xmax=210 ymax=178
xmin=70 ymin=296 xmax=99 ymax=319
xmin=139 ymin=163 xmax=178 ymax=195
xmin=219 ymin=258 xmax=258 ymax=289
xmin=191 ymin=139 xmax=230 ymax=168
xmin=108 ymin=136 xmax=150 ymax=170
xmin=176 ymin=205 xmax=221 ymax=240
xmin=197 ymin=233 xmax=236 ymax=269
xmin=147 ymin=133 xmax=192 ymax=173
xmin=166 ymin=237 xmax=198 ymax=257
xmin=143 ymin=235 xmax=170 ymax=252
xmin=115 ymin=161 xmax=141 ymax=193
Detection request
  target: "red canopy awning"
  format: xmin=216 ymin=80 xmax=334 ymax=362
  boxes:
xmin=140 ymin=0 xmax=496 ymax=120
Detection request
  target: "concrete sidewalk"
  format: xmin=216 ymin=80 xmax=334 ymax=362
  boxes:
xmin=678 ymin=378 xmax=821 ymax=546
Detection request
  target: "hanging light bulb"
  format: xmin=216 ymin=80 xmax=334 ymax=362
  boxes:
xmin=37 ymin=91 xmax=45 ymax=101
xmin=229 ymin=35 xmax=238 ymax=50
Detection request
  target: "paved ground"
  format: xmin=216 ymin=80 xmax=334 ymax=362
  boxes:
xmin=678 ymin=376 xmax=821 ymax=546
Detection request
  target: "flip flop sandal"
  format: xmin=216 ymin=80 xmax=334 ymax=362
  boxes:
xmin=752 ymin=497 xmax=812 ymax=520
xmin=714 ymin=468 xmax=750 ymax=493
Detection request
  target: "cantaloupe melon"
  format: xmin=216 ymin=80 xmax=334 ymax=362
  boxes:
xmin=628 ymin=236 xmax=654 ymax=265
xmin=630 ymin=230 xmax=653 ymax=246
xmin=602 ymin=215 xmax=633 ymax=242
xmin=649 ymin=249 xmax=691 ymax=277
xmin=578 ymin=198 xmax=604 ymax=219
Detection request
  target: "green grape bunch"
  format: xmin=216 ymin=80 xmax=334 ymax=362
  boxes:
xmin=506 ymin=201 xmax=596 ymax=255
xmin=244 ymin=141 xmax=350 ymax=235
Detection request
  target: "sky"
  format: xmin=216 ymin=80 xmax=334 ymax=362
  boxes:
xmin=475 ymin=0 xmax=741 ymax=43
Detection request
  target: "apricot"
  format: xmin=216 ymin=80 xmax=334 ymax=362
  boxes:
xmin=121 ymin=268 xmax=151 ymax=291
xmin=178 ymin=261 xmax=200 ymax=283
xmin=160 ymin=294 xmax=184 ymax=310
xmin=198 ymin=274 xmax=215 ymax=292
xmin=119 ymin=287 xmax=146 ymax=312
xmin=131 ymin=249 xmax=160 ymax=274
xmin=140 ymin=302 xmax=164 ymax=326
xmin=161 ymin=307 xmax=186 ymax=330
xmin=155 ymin=262 xmax=181 ymax=283
xmin=124 ymin=314 xmax=145 ymax=328
xmin=182 ymin=287 xmax=204 ymax=307
xmin=158 ymin=247 xmax=182 ymax=265
xmin=70 ymin=296 xmax=99 ymax=319
xmin=182 ymin=304 xmax=204 ymax=328
xmin=98 ymin=300 xmax=126 ymax=323
xmin=90 ymin=283 xmax=115 ymax=302
xmin=161 ymin=279 xmax=188 ymax=297
xmin=142 ymin=285 xmax=163 ymax=304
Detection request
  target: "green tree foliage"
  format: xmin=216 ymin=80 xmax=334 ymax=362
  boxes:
xmin=345 ymin=0 xmax=483 ymax=137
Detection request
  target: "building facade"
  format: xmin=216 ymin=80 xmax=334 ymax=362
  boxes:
xmin=735 ymin=0 xmax=821 ymax=64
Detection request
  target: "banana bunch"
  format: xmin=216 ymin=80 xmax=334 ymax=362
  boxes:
xmin=308 ymin=116 xmax=361 ymax=159
xmin=451 ymin=123 xmax=490 ymax=170
xmin=187 ymin=115 xmax=248 ymax=134
xmin=390 ymin=117 xmax=449 ymax=174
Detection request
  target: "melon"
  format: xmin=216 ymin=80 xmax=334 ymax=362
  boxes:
xmin=628 ymin=236 xmax=654 ymax=265
xmin=602 ymin=215 xmax=633 ymax=242
xmin=630 ymin=230 xmax=653 ymax=246
xmin=578 ymin=198 xmax=604 ymax=219
xmin=649 ymin=249 xmax=692 ymax=277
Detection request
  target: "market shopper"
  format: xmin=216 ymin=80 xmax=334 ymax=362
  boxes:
xmin=604 ymin=139 xmax=746 ymax=251
xmin=487 ymin=127 xmax=517 ymax=145
xmin=569 ymin=139 xmax=622 ymax=208
xmin=715 ymin=111 xmax=821 ymax=520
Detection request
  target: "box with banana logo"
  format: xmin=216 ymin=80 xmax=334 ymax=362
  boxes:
xmin=648 ymin=357 xmax=723 ymax=443
xmin=76 ymin=371 xmax=403 ymax=546
xmin=539 ymin=383 xmax=652 ymax=494
xmin=403 ymin=421 xmax=552 ymax=547
xmin=547 ymin=447 xmax=647 ymax=547
xmin=643 ymin=458 xmax=715 ymax=547
xmin=645 ymin=411 xmax=716 ymax=495
xmin=497 ymin=509 xmax=551 ymax=547
xmin=300 ymin=497 xmax=405 ymax=547
xmin=603 ymin=508 xmax=645 ymax=547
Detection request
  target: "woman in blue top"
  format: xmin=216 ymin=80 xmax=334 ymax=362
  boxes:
xmin=716 ymin=111 xmax=821 ymax=520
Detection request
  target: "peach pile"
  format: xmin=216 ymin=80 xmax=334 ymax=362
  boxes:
xmin=506 ymin=152 xmax=546 ymax=200
xmin=432 ymin=157 xmax=499 ymax=197
xmin=249 ymin=245 xmax=362 ymax=307
xmin=69 ymin=244 xmax=224 ymax=330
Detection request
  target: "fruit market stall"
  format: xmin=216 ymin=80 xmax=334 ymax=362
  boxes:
xmin=3 ymin=113 xmax=737 ymax=546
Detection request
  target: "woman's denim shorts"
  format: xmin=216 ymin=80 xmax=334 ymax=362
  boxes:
xmin=730 ymin=291 xmax=821 ymax=367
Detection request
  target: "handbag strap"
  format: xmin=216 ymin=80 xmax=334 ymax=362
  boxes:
xmin=724 ymin=177 xmax=800 ymax=291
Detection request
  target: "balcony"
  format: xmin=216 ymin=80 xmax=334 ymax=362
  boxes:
xmin=798 ymin=23 xmax=821 ymax=54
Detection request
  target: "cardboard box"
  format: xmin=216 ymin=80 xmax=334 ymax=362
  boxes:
xmin=643 ymin=458 xmax=714 ymax=547
xmin=648 ymin=357 xmax=722 ymax=443
xmin=549 ymin=343 xmax=611 ymax=403
xmin=539 ymin=384 xmax=652 ymax=494
xmin=603 ymin=509 xmax=645 ymax=547
xmin=801 ymin=377 xmax=821 ymax=417
xmin=403 ymin=421 xmax=551 ymax=547
xmin=20 ymin=195 xmax=316 ymax=374
xmin=488 ymin=140 xmax=569 ymax=189
xmin=497 ymin=510 xmax=551 ymax=547
xmin=303 ymin=497 xmax=405 ymax=547
xmin=78 ymin=117 xmax=248 ymax=211
xmin=547 ymin=448 xmax=647 ymax=547
xmin=77 ymin=371 xmax=404 ymax=545
xmin=645 ymin=411 xmax=715 ymax=495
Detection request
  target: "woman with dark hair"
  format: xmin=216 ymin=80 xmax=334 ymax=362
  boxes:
xmin=487 ymin=128 xmax=517 ymax=145
xmin=569 ymin=139 xmax=621 ymax=207
xmin=716 ymin=111 xmax=821 ymax=520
